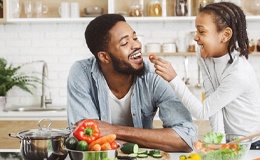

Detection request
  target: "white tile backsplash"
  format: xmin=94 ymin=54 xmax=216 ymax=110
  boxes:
xmin=1 ymin=21 xmax=260 ymax=109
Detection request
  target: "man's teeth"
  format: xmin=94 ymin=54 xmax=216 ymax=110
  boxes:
xmin=130 ymin=52 xmax=141 ymax=59
xmin=200 ymin=45 xmax=204 ymax=49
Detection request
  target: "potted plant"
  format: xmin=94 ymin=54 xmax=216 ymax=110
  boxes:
xmin=0 ymin=57 xmax=41 ymax=108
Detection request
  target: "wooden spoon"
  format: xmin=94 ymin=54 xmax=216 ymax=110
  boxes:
xmin=228 ymin=133 xmax=260 ymax=144
xmin=207 ymin=133 xmax=260 ymax=149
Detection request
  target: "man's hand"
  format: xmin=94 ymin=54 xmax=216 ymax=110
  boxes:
xmin=92 ymin=119 xmax=191 ymax=152
xmin=93 ymin=119 xmax=117 ymax=136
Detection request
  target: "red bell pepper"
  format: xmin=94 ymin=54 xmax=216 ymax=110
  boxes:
xmin=73 ymin=119 xmax=100 ymax=144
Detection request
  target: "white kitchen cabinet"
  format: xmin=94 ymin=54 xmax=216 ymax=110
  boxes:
xmin=0 ymin=0 xmax=259 ymax=57
xmin=0 ymin=0 xmax=258 ymax=23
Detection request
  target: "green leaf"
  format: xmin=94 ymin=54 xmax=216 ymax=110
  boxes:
xmin=0 ymin=57 xmax=42 ymax=96
xmin=203 ymin=132 xmax=224 ymax=144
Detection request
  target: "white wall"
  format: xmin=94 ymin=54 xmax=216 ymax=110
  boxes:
xmin=0 ymin=20 xmax=260 ymax=108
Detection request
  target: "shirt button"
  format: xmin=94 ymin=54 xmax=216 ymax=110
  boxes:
xmin=133 ymin=113 xmax=136 ymax=116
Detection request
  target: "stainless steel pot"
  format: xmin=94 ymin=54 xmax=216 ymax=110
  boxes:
xmin=9 ymin=118 xmax=71 ymax=160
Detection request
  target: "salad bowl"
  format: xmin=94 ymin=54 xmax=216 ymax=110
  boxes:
xmin=194 ymin=132 xmax=252 ymax=160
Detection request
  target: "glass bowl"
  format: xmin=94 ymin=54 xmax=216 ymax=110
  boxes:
xmin=194 ymin=133 xmax=251 ymax=160
xmin=84 ymin=7 xmax=103 ymax=15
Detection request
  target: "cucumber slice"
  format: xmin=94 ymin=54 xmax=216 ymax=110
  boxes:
xmin=148 ymin=149 xmax=160 ymax=155
xmin=137 ymin=149 xmax=148 ymax=154
xmin=120 ymin=143 xmax=139 ymax=154
xmin=137 ymin=154 xmax=148 ymax=158
xmin=152 ymin=153 xmax=163 ymax=158
xmin=128 ymin=153 xmax=138 ymax=157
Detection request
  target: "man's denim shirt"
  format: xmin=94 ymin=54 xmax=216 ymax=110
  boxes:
xmin=67 ymin=57 xmax=198 ymax=149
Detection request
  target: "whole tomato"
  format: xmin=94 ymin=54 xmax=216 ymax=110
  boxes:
xmin=110 ymin=141 xmax=119 ymax=149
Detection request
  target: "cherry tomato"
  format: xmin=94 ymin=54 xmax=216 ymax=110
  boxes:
xmin=110 ymin=141 xmax=119 ymax=149
xmin=194 ymin=140 xmax=203 ymax=150
xmin=149 ymin=53 xmax=156 ymax=61
xmin=230 ymin=144 xmax=238 ymax=151
xmin=221 ymin=144 xmax=230 ymax=149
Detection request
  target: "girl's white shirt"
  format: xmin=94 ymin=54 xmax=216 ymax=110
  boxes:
xmin=169 ymin=49 xmax=260 ymax=142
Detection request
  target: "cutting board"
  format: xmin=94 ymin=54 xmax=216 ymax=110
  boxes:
xmin=117 ymin=148 xmax=170 ymax=160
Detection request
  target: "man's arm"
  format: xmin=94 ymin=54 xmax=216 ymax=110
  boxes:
xmin=67 ymin=60 xmax=100 ymax=126
xmin=94 ymin=120 xmax=192 ymax=152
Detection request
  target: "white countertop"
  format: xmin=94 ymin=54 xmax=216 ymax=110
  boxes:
xmin=0 ymin=149 xmax=259 ymax=160
xmin=170 ymin=150 xmax=260 ymax=160
xmin=0 ymin=109 xmax=67 ymax=120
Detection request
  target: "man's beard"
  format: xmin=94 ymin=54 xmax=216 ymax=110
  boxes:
xmin=109 ymin=52 xmax=145 ymax=76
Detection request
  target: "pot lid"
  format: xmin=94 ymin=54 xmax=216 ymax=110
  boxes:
xmin=17 ymin=119 xmax=71 ymax=140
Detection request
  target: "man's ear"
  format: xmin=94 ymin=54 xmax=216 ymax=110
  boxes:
xmin=222 ymin=27 xmax=233 ymax=43
xmin=98 ymin=51 xmax=110 ymax=64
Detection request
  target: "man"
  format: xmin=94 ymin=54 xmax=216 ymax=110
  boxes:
xmin=67 ymin=14 xmax=197 ymax=152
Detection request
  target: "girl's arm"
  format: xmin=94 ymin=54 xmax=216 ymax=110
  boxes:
xmin=150 ymin=55 xmax=246 ymax=120
xmin=196 ymin=53 xmax=225 ymax=133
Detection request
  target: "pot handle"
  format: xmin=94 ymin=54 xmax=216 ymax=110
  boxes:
xmin=9 ymin=133 xmax=23 ymax=139
xmin=67 ymin=125 xmax=76 ymax=130
xmin=38 ymin=118 xmax=52 ymax=130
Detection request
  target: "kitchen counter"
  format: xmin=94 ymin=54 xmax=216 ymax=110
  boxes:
xmin=0 ymin=110 xmax=67 ymax=120
xmin=0 ymin=149 xmax=259 ymax=160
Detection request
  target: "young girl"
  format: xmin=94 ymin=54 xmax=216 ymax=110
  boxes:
xmin=150 ymin=2 xmax=260 ymax=149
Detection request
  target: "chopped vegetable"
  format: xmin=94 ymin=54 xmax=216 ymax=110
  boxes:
xmin=137 ymin=154 xmax=148 ymax=158
xmin=195 ymin=132 xmax=249 ymax=160
xmin=137 ymin=149 xmax=148 ymax=154
xmin=194 ymin=140 xmax=203 ymax=150
xmin=128 ymin=153 xmax=138 ymax=157
xmin=202 ymin=132 xmax=224 ymax=144
xmin=148 ymin=149 xmax=160 ymax=155
xmin=73 ymin=119 xmax=100 ymax=144
xmin=123 ymin=148 xmax=164 ymax=159
xmin=152 ymin=153 xmax=163 ymax=158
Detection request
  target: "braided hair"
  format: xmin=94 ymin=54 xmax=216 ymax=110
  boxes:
xmin=199 ymin=2 xmax=249 ymax=64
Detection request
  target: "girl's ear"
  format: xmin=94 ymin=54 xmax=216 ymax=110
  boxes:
xmin=222 ymin=27 xmax=233 ymax=43
xmin=98 ymin=51 xmax=110 ymax=64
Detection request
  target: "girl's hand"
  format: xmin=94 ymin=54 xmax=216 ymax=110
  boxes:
xmin=149 ymin=54 xmax=177 ymax=82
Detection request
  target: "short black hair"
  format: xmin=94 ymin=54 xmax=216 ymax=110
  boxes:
xmin=85 ymin=14 xmax=126 ymax=61
xmin=199 ymin=2 xmax=249 ymax=63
